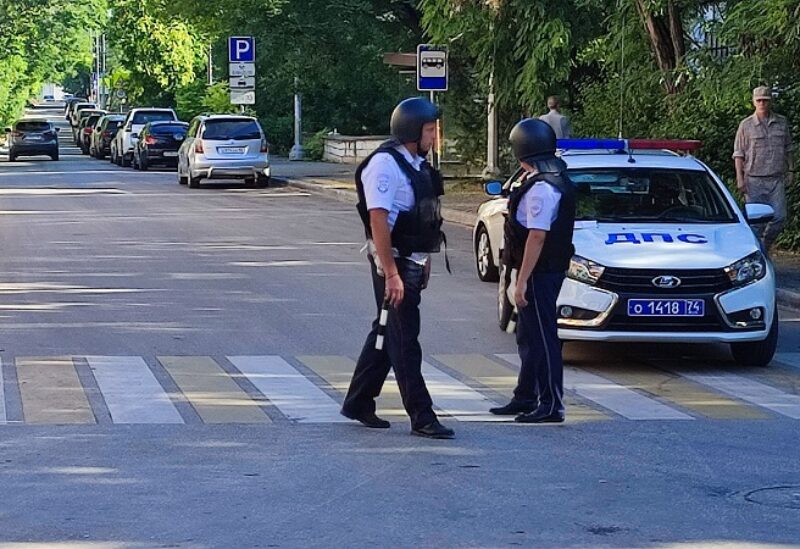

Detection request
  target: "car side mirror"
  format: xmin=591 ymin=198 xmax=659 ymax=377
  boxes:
xmin=484 ymin=180 xmax=504 ymax=196
xmin=55 ymin=127 xmax=61 ymax=133
xmin=4 ymin=127 xmax=11 ymax=133
xmin=745 ymin=203 xmax=775 ymax=224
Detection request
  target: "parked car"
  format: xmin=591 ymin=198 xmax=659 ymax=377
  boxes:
xmin=90 ymin=114 xmax=124 ymax=159
xmin=73 ymin=109 xmax=105 ymax=141
xmin=4 ymin=119 xmax=59 ymax=161
xmin=474 ymin=138 xmax=778 ymax=367
xmin=111 ymin=108 xmax=178 ymax=167
xmin=77 ymin=112 xmax=106 ymax=155
xmin=64 ymin=97 xmax=87 ymax=118
xmin=132 ymin=121 xmax=189 ymax=171
xmin=178 ymin=115 xmax=270 ymax=188
xmin=69 ymin=102 xmax=96 ymax=128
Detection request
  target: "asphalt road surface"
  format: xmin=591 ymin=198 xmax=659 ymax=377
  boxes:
xmin=0 ymin=107 xmax=798 ymax=548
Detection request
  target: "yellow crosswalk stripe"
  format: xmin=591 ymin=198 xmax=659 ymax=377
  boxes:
xmin=297 ymin=355 xmax=408 ymax=417
xmin=17 ymin=357 xmax=94 ymax=424
xmin=159 ymin=356 xmax=270 ymax=424
xmin=581 ymin=364 xmax=769 ymax=420
xmin=434 ymin=354 xmax=608 ymax=422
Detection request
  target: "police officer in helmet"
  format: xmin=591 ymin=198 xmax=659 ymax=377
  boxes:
xmin=341 ymin=97 xmax=455 ymax=439
xmin=489 ymin=118 xmax=575 ymax=423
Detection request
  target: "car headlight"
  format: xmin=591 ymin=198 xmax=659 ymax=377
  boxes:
xmin=724 ymin=252 xmax=766 ymax=286
xmin=568 ymin=255 xmax=606 ymax=285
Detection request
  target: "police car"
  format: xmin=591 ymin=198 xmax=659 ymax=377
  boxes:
xmin=474 ymin=139 xmax=778 ymax=367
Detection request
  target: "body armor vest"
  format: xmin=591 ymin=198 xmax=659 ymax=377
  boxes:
xmin=355 ymin=140 xmax=445 ymax=257
xmin=503 ymin=172 xmax=576 ymax=273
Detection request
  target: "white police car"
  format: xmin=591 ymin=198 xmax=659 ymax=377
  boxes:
xmin=474 ymin=139 xmax=778 ymax=367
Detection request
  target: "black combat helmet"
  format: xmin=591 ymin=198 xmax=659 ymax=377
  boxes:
xmin=509 ymin=118 xmax=557 ymax=162
xmin=390 ymin=97 xmax=440 ymax=143
xmin=509 ymin=118 xmax=566 ymax=173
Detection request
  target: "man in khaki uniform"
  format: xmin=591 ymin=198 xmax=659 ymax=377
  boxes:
xmin=733 ymin=86 xmax=795 ymax=253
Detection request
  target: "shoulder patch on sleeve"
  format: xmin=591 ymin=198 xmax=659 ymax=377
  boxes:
xmin=377 ymin=174 xmax=390 ymax=193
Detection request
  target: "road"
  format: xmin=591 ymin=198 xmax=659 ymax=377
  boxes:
xmin=0 ymin=107 xmax=799 ymax=548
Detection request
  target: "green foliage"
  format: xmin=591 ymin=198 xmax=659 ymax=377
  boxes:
xmin=304 ymin=128 xmax=332 ymax=161
xmin=0 ymin=0 xmax=106 ymax=126
xmin=423 ymin=0 xmax=800 ymax=251
xmin=107 ymin=0 xmax=206 ymax=106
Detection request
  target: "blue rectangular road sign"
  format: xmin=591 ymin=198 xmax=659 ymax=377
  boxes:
xmin=417 ymin=44 xmax=448 ymax=92
xmin=229 ymin=36 xmax=256 ymax=63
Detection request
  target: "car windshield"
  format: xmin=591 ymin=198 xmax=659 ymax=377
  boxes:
xmin=106 ymin=121 xmax=122 ymax=130
xmin=16 ymin=121 xmax=51 ymax=132
xmin=76 ymin=104 xmax=95 ymax=111
xmin=202 ymin=119 xmax=261 ymax=141
xmin=151 ymin=123 xmax=188 ymax=134
xmin=567 ymin=168 xmax=738 ymax=223
xmin=132 ymin=111 xmax=175 ymax=124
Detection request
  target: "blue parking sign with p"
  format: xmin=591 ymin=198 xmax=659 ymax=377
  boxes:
xmin=229 ymin=36 xmax=255 ymax=63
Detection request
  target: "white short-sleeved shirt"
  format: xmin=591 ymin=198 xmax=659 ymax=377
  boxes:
xmin=362 ymin=145 xmax=428 ymax=264
xmin=516 ymin=179 xmax=561 ymax=230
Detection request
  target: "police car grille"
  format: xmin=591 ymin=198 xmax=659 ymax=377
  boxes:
xmin=597 ymin=268 xmax=733 ymax=295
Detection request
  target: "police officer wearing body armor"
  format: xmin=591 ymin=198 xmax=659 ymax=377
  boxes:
xmin=489 ymin=119 xmax=575 ymax=423
xmin=341 ymin=97 xmax=455 ymax=439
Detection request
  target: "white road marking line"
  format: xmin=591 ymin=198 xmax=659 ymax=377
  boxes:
xmin=421 ymin=361 xmax=507 ymax=422
xmin=86 ymin=356 xmax=183 ymax=424
xmin=679 ymin=371 xmax=800 ymax=419
xmin=228 ymin=356 xmax=348 ymax=423
xmin=496 ymin=354 xmax=693 ymax=420
xmin=0 ymin=357 xmax=6 ymax=424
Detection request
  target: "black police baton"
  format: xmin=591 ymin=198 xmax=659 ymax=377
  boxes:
xmin=375 ymin=298 xmax=390 ymax=350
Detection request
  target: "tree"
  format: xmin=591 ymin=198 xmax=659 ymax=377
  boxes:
xmin=106 ymin=0 xmax=206 ymax=106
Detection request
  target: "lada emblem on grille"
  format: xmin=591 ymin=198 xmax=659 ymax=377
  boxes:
xmin=652 ymin=275 xmax=682 ymax=289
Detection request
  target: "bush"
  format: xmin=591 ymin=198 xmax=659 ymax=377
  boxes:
xmin=303 ymin=128 xmax=331 ymax=161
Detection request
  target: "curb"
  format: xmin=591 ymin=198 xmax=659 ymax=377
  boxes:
xmin=777 ymin=288 xmax=800 ymax=311
xmin=278 ymin=176 xmax=800 ymax=310
xmin=277 ymin=177 xmax=478 ymax=227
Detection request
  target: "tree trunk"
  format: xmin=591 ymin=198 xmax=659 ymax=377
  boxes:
xmin=633 ymin=0 xmax=686 ymax=94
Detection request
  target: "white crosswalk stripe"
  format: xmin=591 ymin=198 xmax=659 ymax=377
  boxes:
xmin=679 ymin=371 xmax=800 ymax=419
xmin=229 ymin=356 xmax=348 ymax=423
xmin=422 ymin=362 xmax=507 ymax=422
xmin=4 ymin=353 xmax=800 ymax=425
xmin=496 ymin=354 xmax=694 ymax=420
xmin=87 ymin=356 xmax=183 ymax=424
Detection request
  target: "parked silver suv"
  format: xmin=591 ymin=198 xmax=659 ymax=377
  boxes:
xmin=177 ymin=115 xmax=270 ymax=188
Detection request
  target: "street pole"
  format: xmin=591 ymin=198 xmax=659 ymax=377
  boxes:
xmin=482 ymin=69 xmax=501 ymax=179
xmin=289 ymin=76 xmax=305 ymax=161
xmin=207 ymin=45 xmax=213 ymax=86
xmin=430 ymin=90 xmax=441 ymax=170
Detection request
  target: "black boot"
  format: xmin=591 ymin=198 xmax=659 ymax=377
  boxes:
xmin=340 ymin=409 xmax=391 ymax=429
xmin=515 ymin=407 xmax=564 ymax=424
xmin=489 ymin=400 xmax=537 ymax=416
xmin=411 ymin=420 xmax=455 ymax=439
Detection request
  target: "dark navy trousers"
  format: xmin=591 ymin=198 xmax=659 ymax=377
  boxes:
xmin=513 ymin=271 xmax=566 ymax=415
xmin=342 ymin=257 xmax=437 ymax=429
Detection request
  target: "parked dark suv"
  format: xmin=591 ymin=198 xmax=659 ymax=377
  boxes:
xmin=132 ymin=121 xmax=189 ymax=171
xmin=90 ymin=115 xmax=124 ymax=159
xmin=4 ymin=120 xmax=59 ymax=161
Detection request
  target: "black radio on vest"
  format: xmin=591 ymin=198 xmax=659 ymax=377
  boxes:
xmin=355 ymin=139 xmax=445 ymax=257
xmin=503 ymin=171 xmax=576 ymax=273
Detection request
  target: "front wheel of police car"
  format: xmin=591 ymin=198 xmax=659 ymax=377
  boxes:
xmin=730 ymin=311 xmax=778 ymax=368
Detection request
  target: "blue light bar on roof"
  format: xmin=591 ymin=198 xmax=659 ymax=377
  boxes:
xmin=556 ymin=138 xmax=626 ymax=150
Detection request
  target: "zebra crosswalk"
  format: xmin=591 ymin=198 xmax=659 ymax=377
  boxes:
xmin=0 ymin=353 xmax=799 ymax=425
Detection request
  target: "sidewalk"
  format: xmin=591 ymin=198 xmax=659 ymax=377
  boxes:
xmin=271 ymin=157 xmax=800 ymax=310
